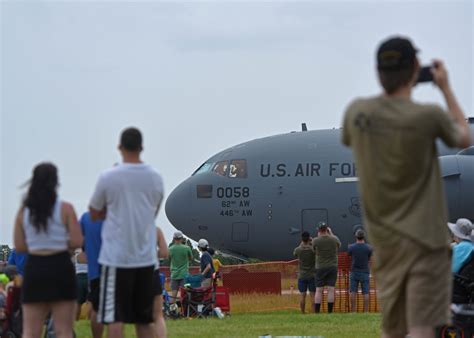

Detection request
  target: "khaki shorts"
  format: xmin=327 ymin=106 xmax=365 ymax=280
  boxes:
xmin=372 ymin=237 xmax=451 ymax=336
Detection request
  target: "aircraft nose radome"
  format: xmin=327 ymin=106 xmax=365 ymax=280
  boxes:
xmin=165 ymin=183 xmax=191 ymax=230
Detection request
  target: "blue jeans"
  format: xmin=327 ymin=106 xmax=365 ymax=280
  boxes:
xmin=350 ymin=271 xmax=370 ymax=294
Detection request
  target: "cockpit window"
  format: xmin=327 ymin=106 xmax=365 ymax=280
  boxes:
xmin=229 ymin=159 xmax=247 ymax=178
xmin=192 ymin=162 xmax=212 ymax=176
xmin=212 ymin=161 xmax=229 ymax=176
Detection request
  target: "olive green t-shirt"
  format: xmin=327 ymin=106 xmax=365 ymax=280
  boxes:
xmin=293 ymin=244 xmax=316 ymax=279
xmin=342 ymin=96 xmax=461 ymax=249
xmin=312 ymin=235 xmax=341 ymax=269
xmin=169 ymin=243 xmax=193 ymax=280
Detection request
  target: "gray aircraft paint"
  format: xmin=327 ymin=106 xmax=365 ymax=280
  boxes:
xmin=166 ymin=121 xmax=474 ymax=260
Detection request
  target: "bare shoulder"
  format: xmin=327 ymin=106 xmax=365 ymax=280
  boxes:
xmin=15 ymin=206 xmax=25 ymax=222
xmin=61 ymin=201 xmax=76 ymax=215
xmin=61 ymin=201 xmax=73 ymax=210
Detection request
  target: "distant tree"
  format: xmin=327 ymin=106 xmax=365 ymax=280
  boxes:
xmin=248 ymin=257 xmax=263 ymax=264
xmin=213 ymin=254 xmax=263 ymax=265
xmin=214 ymin=254 xmax=241 ymax=265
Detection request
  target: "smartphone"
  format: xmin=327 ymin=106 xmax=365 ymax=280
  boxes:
xmin=417 ymin=66 xmax=433 ymax=83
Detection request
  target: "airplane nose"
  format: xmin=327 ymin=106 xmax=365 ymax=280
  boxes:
xmin=165 ymin=182 xmax=191 ymax=230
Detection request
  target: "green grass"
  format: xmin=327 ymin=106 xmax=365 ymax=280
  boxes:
xmin=74 ymin=311 xmax=381 ymax=338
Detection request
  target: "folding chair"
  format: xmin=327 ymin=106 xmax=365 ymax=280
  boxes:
xmin=180 ymin=274 xmax=218 ymax=318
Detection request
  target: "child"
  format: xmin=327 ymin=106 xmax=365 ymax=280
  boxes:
xmin=208 ymin=248 xmax=223 ymax=279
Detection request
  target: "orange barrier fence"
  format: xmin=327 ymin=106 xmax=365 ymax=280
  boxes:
xmin=159 ymin=253 xmax=380 ymax=313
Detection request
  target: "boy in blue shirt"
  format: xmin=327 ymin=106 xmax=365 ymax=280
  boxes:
xmin=80 ymin=211 xmax=105 ymax=338
xmin=198 ymin=239 xmax=214 ymax=287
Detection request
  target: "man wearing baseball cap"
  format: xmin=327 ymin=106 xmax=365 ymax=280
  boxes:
xmin=348 ymin=229 xmax=372 ymax=313
xmin=342 ymin=36 xmax=471 ymax=338
xmin=312 ymin=222 xmax=341 ymax=313
xmin=293 ymin=231 xmax=316 ymax=314
xmin=198 ymin=239 xmax=215 ymax=287
xmin=168 ymin=231 xmax=193 ymax=303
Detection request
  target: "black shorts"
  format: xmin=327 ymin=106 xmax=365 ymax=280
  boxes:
xmin=315 ymin=266 xmax=338 ymax=287
xmin=98 ymin=265 xmax=155 ymax=324
xmin=88 ymin=278 xmax=100 ymax=312
xmin=22 ymin=251 xmax=77 ymax=303
xmin=153 ymin=270 xmax=163 ymax=296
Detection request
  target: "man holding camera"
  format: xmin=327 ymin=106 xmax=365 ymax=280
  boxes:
xmin=348 ymin=229 xmax=372 ymax=313
xmin=342 ymin=36 xmax=471 ymax=338
xmin=293 ymin=231 xmax=316 ymax=314
xmin=312 ymin=222 xmax=341 ymax=314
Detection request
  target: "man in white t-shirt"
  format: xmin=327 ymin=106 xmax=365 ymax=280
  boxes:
xmin=89 ymin=127 xmax=164 ymax=338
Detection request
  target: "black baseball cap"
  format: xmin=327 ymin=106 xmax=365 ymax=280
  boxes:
xmin=318 ymin=221 xmax=328 ymax=230
xmin=377 ymin=36 xmax=418 ymax=70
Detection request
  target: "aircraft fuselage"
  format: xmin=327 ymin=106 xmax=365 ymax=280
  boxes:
xmin=166 ymin=123 xmax=474 ymax=260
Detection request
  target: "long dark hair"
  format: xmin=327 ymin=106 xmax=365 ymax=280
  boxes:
xmin=23 ymin=163 xmax=58 ymax=232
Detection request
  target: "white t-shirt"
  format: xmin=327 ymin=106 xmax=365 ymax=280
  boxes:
xmin=89 ymin=163 xmax=164 ymax=268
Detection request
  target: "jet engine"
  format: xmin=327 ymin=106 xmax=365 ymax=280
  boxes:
xmin=440 ymin=151 xmax=474 ymax=222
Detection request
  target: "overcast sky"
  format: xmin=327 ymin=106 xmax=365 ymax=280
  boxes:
xmin=1 ymin=0 xmax=473 ymax=246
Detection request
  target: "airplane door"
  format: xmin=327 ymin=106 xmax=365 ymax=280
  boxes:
xmin=301 ymin=209 xmax=328 ymax=235
xmin=232 ymin=222 xmax=249 ymax=242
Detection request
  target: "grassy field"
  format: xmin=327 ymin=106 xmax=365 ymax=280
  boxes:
xmin=74 ymin=311 xmax=382 ymax=338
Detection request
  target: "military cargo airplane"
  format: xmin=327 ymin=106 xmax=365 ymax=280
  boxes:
xmin=166 ymin=119 xmax=474 ymax=260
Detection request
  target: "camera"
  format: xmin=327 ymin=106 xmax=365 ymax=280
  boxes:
xmin=417 ymin=65 xmax=434 ymax=83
